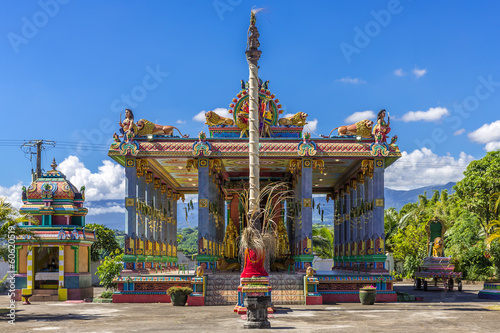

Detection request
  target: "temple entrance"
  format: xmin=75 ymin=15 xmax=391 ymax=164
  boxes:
xmin=34 ymin=247 xmax=59 ymax=289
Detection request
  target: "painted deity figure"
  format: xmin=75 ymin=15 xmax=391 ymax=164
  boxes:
xmin=116 ymin=109 xmax=137 ymax=143
xmin=223 ymin=219 xmax=238 ymax=259
xmin=372 ymin=109 xmax=391 ymax=144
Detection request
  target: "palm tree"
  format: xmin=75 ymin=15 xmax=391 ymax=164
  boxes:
xmin=312 ymin=226 xmax=334 ymax=259
xmin=486 ymin=192 xmax=500 ymax=245
xmin=0 ymin=197 xmax=34 ymax=240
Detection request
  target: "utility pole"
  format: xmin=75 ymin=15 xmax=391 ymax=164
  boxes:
xmin=21 ymin=140 xmax=56 ymax=180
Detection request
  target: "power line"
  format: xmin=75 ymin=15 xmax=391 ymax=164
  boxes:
xmin=20 ymin=140 xmax=56 ymax=179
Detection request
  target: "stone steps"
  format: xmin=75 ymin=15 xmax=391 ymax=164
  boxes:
xmin=30 ymin=289 xmax=59 ymax=302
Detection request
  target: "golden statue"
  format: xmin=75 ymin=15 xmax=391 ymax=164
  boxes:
xmin=223 ymin=219 xmax=238 ymax=259
xmin=276 ymin=218 xmax=290 ymax=257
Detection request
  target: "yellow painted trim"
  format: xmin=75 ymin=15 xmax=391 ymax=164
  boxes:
xmin=58 ymin=288 xmax=67 ymax=301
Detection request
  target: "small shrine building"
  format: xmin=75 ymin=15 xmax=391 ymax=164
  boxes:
xmin=14 ymin=159 xmax=96 ymax=301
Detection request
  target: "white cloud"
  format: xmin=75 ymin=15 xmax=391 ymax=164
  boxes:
xmin=468 ymin=120 xmax=500 ymax=144
xmin=0 ymin=182 xmax=24 ymax=210
xmin=193 ymin=107 xmax=231 ymax=123
xmin=176 ymin=119 xmax=187 ymax=124
xmin=193 ymin=111 xmax=206 ymax=122
xmin=453 ymin=128 xmax=465 ymax=136
xmin=345 ymin=110 xmax=376 ymax=123
xmin=413 ymin=68 xmax=427 ymax=78
xmin=400 ymin=107 xmax=449 ymax=122
xmin=485 ymin=141 xmax=500 ymax=152
xmin=86 ymin=203 xmax=125 ymax=216
xmin=394 ymin=69 xmax=405 ymax=77
xmin=304 ymin=118 xmax=318 ymax=133
xmin=385 ymin=148 xmax=475 ymax=190
xmin=58 ymin=156 xmax=124 ymax=201
xmin=335 ymin=77 xmax=366 ymax=84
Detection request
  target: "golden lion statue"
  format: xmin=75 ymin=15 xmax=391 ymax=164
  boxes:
xmin=196 ymin=265 xmax=204 ymax=277
xmin=278 ymin=112 xmax=308 ymax=127
xmin=205 ymin=111 xmax=234 ymax=126
xmin=216 ymin=257 xmax=241 ymax=272
xmin=306 ymin=266 xmax=315 ymax=277
xmin=432 ymin=237 xmax=444 ymax=257
xmin=136 ymin=119 xmax=189 ymax=138
xmin=321 ymin=119 xmax=374 ymax=138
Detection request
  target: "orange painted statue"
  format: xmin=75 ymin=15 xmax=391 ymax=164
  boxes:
xmin=240 ymin=248 xmax=268 ymax=278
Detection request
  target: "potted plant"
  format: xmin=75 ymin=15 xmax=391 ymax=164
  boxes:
xmin=359 ymin=285 xmax=377 ymax=305
xmin=167 ymin=286 xmax=193 ymax=306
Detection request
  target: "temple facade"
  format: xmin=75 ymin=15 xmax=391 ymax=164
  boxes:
xmin=108 ymin=12 xmax=401 ymax=304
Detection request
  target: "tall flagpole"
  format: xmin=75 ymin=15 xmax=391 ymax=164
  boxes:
xmin=245 ymin=10 xmax=262 ymax=220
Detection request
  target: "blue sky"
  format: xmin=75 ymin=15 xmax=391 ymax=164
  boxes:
xmin=1 ymin=1 xmax=500 ymax=221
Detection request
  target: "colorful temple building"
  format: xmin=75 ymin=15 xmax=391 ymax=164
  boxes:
xmin=14 ymin=159 xmax=96 ymax=302
xmin=108 ymin=12 xmax=402 ymax=305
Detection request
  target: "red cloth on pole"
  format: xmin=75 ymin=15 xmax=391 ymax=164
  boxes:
xmin=240 ymin=248 xmax=268 ymax=278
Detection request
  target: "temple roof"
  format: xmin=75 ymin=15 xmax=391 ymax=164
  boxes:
xmin=20 ymin=159 xmax=87 ymax=216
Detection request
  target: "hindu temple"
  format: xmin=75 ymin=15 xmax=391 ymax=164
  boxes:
xmin=14 ymin=159 xmax=96 ymax=302
xmin=108 ymin=11 xmax=401 ymax=306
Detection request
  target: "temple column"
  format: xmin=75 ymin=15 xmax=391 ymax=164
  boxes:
xmin=357 ymin=173 xmax=366 ymax=259
xmin=197 ymin=158 xmax=212 ymax=269
xmin=344 ymin=184 xmax=351 ymax=268
xmin=172 ymin=194 xmax=178 ymax=266
xmin=144 ymin=172 xmax=154 ymax=241
xmin=297 ymin=159 xmax=313 ymax=269
xmin=350 ymin=179 xmax=358 ymax=263
xmin=58 ymin=245 xmax=67 ymax=301
xmin=124 ymin=158 xmax=137 ymax=238
xmin=161 ymin=185 xmax=168 ymax=263
xmin=136 ymin=175 xmax=146 ymax=239
xmin=144 ymin=172 xmax=154 ymax=267
xmin=294 ymin=170 xmax=302 ymax=257
xmin=333 ymin=192 xmax=340 ymax=268
xmin=154 ymin=179 xmax=161 ymax=243
xmin=336 ymin=189 xmax=343 ymax=268
xmin=372 ymin=158 xmax=386 ymax=269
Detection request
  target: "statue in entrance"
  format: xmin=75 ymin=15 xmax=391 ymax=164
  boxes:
xmin=223 ymin=219 xmax=238 ymax=259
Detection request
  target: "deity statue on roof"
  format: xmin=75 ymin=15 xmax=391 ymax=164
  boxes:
xmin=372 ymin=109 xmax=391 ymax=144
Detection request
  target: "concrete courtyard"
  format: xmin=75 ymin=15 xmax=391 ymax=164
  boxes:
xmin=1 ymin=283 xmax=499 ymax=332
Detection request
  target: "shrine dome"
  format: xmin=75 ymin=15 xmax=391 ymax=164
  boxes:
xmin=20 ymin=159 xmax=87 ymax=225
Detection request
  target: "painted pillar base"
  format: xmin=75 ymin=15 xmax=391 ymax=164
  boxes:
xmin=58 ymin=288 xmax=68 ymax=301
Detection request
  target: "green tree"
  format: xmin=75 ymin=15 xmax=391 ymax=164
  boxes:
xmin=86 ymin=223 xmax=122 ymax=262
xmin=0 ymin=197 xmax=34 ymax=240
xmin=312 ymin=225 xmax=334 ymax=259
xmin=95 ymin=250 xmax=123 ymax=290
xmin=454 ymin=151 xmax=500 ymax=236
xmin=391 ymin=223 xmax=427 ymax=278
xmin=177 ymin=227 xmax=198 ymax=256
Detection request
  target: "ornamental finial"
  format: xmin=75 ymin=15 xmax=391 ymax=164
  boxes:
xmin=51 ymin=158 xmax=58 ymax=170
xmin=246 ymin=8 xmax=263 ymax=65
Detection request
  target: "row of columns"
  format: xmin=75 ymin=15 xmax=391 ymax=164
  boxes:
xmin=333 ymin=158 xmax=386 ymax=271
xmin=123 ymin=158 xmax=179 ymax=270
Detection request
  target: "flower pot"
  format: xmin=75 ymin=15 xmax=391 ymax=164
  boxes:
xmin=170 ymin=293 xmax=188 ymax=306
xmin=359 ymin=289 xmax=377 ymax=305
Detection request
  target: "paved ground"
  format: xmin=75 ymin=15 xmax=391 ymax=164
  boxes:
xmin=1 ymin=283 xmax=499 ymax=332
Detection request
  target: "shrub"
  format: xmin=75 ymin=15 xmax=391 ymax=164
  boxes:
xmin=101 ymin=290 xmax=113 ymax=299
xmin=167 ymin=286 xmax=193 ymax=296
